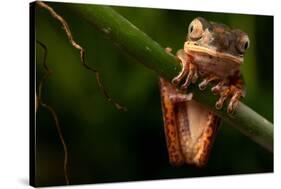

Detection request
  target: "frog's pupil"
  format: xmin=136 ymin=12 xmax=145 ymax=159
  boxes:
xmin=190 ymin=25 xmax=194 ymax=33
xmin=244 ymin=41 xmax=248 ymax=49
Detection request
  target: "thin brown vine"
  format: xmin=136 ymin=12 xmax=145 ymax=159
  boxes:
xmin=36 ymin=40 xmax=69 ymax=185
xmin=36 ymin=1 xmax=127 ymax=111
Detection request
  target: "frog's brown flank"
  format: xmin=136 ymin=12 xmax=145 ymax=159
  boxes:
xmin=159 ymin=78 xmax=221 ymax=167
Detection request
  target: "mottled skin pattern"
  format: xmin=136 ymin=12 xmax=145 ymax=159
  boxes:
xmin=160 ymin=78 xmax=185 ymax=166
xmin=160 ymin=17 xmax=249 ymax=167
xmin=160 ymin=79 xmax=220 ymax=167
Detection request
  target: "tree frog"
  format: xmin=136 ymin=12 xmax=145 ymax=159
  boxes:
xmin=160 ymin=17 xmax=249 ymax=167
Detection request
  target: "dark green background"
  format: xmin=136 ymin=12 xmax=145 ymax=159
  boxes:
xmin=35 ymin=2 xmax=273 ymax=187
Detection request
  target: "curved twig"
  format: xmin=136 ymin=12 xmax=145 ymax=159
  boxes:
xmin=36 ymin=40 xmax=69 ymax=185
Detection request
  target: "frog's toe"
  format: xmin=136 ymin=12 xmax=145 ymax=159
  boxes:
xmin=227 ymin=90 xmax=242 ymax=114
xmin=216 ymin=88 xmax=232 ymax=110
xmin=180 ymin=62 xmax=198 ymax=90
xmin=199 ymin=81 xmax=207 ymax=90
xmin=211 ymin=80 xmax=227 ymax=95
xmin=199 ymin=78 xmax=210 ymax=90
xmin=165 ymin=47 xmax=173 ymax=53
xmin=227 ymin=100 xmax=238 ymax=114
xmin=199 ymin=76 xmax=220 ymax=91
xmin=172 ymin=68 xmax=188 ymax=86
xmin=172 ymin=77 xmax=181 ymax=85
xmin=211 ymin=85 xmax=221 ymax=95
xmin=172 ymin=63 xmax=189 ymax=86
xmin=180 ymin=72 xmax=193 ymax=90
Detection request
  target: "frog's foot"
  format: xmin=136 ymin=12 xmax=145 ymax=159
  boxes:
xmin=214 ymin=85 xmax=243 ymax=114
xmin=198 ymin=75 xmax=220 ymax=91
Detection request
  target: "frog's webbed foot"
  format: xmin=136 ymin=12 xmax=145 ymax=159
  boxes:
xmin=169 ymin=49 xmax=198 ymax=90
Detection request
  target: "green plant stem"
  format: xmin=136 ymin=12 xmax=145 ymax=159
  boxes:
xmin=63 ymin=3 xmax=273 ymax=152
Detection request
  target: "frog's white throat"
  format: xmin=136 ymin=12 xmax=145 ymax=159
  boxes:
xmin=184 ymin=41 xmax=243 ymax=65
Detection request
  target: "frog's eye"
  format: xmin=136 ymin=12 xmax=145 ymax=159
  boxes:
xmin=188 ymin=19 xmax=204 ymax=40
xmin=236 ymin=35 xmax=250 ymax=54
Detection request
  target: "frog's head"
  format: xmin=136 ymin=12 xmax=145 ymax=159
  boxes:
xmin=185 ymin=17 xmax=250 ymax=65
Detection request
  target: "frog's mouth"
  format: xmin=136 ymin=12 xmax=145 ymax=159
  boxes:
xmin=185 ymin=42 xmax=243 ymax=64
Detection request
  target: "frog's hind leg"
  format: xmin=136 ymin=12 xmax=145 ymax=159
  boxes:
xmin=159 ymin=78 xmax=186 ymax=166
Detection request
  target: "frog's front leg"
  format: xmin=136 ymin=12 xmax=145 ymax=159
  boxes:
xmin=167 ymin=48 xmax=198 ymax=90
xmin=159 ymin=78 xmax=193 ymax=166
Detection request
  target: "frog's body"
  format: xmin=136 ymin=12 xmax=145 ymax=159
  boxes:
xmin=160 ymin=17 xmax=249 ymax=167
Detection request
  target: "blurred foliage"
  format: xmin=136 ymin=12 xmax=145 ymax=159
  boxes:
xmin=34 ymin=2 xmax=273 ymax=186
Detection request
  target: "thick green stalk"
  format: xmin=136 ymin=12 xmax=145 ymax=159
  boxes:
xmin=63 ymin=3 xmax=273 ymax=152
